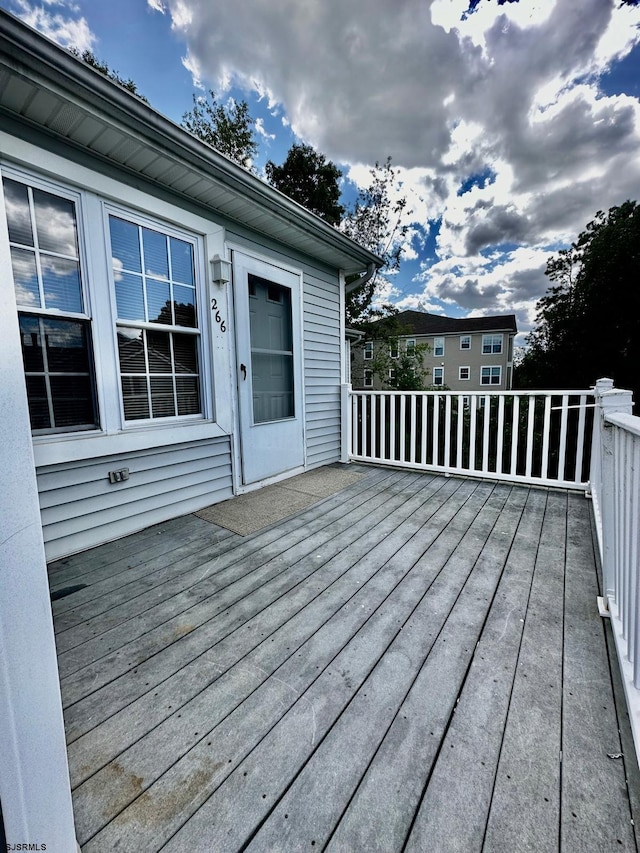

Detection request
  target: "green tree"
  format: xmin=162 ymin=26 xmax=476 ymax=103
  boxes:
xmin=342 ymin=157 xmax=409 ymax=327
xmin=265 ymin=144 xmax=344 ymax=226
xmin=69 ymin=48 xmax=148 ymax=102
xmin=182 ymin=91 xmax=258 ymax=169
xmin=516 ymin=201 xmax=640 ymax=400
xmin=367 ymin=336 xmax=431 ymax=390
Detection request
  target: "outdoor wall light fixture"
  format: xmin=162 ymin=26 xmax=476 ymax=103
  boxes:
xmin=210 ymin=254 xmax=231 ymax=286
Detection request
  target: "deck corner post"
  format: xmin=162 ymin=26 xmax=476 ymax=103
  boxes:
xmin=0 ymin=223 xmax=78 ymax=851
xmin=341 ymin=383 xmax=352 ymax=464
xmin=591 ymin=379 xmax=634 ymax=610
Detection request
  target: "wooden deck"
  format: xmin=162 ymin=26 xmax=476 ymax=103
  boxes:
xmin=48 ymin=465 xmax=639 ymax=852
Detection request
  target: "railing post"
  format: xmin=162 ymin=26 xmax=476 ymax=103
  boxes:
xmin=341 ymin=383 xmax=352 ymax=464
xmin=592 ymin=379 xmax=633 ymax=614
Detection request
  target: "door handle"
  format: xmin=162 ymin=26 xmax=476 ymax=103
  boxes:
xmin=240 ymin=363 xmax=247 ymax=381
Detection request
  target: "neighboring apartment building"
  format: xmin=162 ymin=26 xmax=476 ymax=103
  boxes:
xmin=353 ymin=310 xmax=517 ymax=392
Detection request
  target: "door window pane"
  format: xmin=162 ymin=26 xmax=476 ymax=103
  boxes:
xmin=248 ymin=274 xmax=295 ymax=424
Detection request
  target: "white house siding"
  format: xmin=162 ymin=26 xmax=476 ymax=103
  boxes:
xmin=227 ymin=231 xmax=344 ymax=471
xmin=37 ymin=436 xmax=233 ymax=560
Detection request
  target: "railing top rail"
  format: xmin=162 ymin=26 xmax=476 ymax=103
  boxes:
xmin=350 ymin=389 xmax=595 ymax=397
xmin=604 ymin=411 xmax=640 ymax=437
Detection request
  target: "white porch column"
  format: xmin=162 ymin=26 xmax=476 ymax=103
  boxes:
xmin=592 ymin=378 xmax=634 ymax=611
xmin=0 ymin=199 xmax=77 ymax=850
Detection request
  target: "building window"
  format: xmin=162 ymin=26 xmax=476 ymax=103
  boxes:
xmin=460 ymin=335 xmax=471 ymax=350
xmin=389 ymin=342 xmax=399 ymax=359
xmin=434 ymin=336 xmax=444 ymax=357
xmin=388 ymin=368 xmax=396 ymax=383
xmin=406 ymin=339 xmax=415 ymax=351
xmin=363 ymin=340 xmax=373 ymax=360
xmin=364 ymin=369 xmax=373 ymax=388
xmin=459 ymin=366 xmax=470 ymax=381
xmin=433 ymin=367 xmax=444 ymax=386
xmin=481 ymin=366 xmax=501 ymax=385
xmin=482 ymin=334 xmax=503 ymax=354
xmin=4 ymin=176 xmax=99 ymax=433
xmin=109 ymin=214 xmax=201 ymax=421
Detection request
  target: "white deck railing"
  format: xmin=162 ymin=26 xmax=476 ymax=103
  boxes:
xmin=349 ymin=389 xmax=594 ymax=490
xmin=589 ymin=379 xmax=640 ymax=758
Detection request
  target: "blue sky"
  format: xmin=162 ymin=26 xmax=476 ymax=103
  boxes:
xmin=3 ymin=0 xmax=639 ymax=345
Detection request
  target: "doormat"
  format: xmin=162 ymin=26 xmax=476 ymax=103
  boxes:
xmin=194 ymin=465 xmax=365 ymax=536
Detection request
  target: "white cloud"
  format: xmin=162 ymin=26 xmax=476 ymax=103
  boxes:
xmin=115 ymin=0 xmax=640 ymax=330
xmin=255 ymin=117 xmax=275 ymax=141
xmin=147 ymin=0 xmax=166 ymax=12
xmin=12 ymin=0 xmax=95 ymax=52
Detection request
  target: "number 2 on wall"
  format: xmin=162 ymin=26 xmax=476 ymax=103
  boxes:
xmin=210 ymin=297 xmax=226 ymax=333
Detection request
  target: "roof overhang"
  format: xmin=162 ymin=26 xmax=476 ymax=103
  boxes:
xmin=0 ymin=11 xmax=383 ymax=276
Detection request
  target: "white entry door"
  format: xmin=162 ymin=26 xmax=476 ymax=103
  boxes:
xmin=233 ymin=251 xmax=305 ymax=485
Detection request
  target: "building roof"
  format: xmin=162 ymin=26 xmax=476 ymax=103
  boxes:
xmin=373 ymin=309 xmax=517 ymax=336
xmin=0 ymin=11 xmax=382 ymax=275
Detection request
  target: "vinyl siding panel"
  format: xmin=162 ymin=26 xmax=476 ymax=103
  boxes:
xmin=37 ymin=436 xmax=233 ymax=560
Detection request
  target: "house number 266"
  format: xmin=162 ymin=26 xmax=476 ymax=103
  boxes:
xmin=210 ymin=298 xmax=226 ymax=333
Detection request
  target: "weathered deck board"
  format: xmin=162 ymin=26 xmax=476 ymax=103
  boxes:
xmin=48 ymin=466 xmax=638 ymax=853
xmin=74 ymin=475 xmax=475 ymax=846
xmin=561 ymin=493 xmax=636 ymax=851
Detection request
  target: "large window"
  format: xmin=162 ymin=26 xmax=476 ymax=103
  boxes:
xmin=459 ymin=366 xmax=470 ymax=381
xmin=109 ymin=215 xmax=201 ymax=421
xmin=363 ymin=340 xmax=373 ymax=360
xmin=4 ymin=177 xmax=98 ymax=433
xmin=460 ymin=335 xmax=471 ymax=350
xmin=433 ymin=367 xmax=444 ymax=386
xmin=434 ymin=337 xmax=444 ymax=357
xmin=481 ymin=366 xmax=501 ymax=385
xmin=482 ymin=334 xmax=503 ymax=354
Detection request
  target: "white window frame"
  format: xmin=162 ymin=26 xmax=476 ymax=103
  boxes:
xmin=433 ymin=336 xmax=444 ymax=357
xmin=388 ymin=368 xmax=396 ymax=382
xmin=1 ymin=156 xmax=225 ymax=467
xmin=482 ymin=333 xmax=503 ymax=354
xmin=363 ymin=340 xmax=373 ymax=360
xmin=389 ymin=342 xmax=399 ymax=359
xmin=104 ymin=203 xmax=209 ymax=428
xmin=460 ymin=335 xmax=471 ymax=350
xmin=459 ymin=366 xmax=470 ymax=381
xmin=364 ymin=369 xmax=373 ymax=388
xmin=406 ymin=338 xmax=416 ymax=351
xmin=433 ymin=366 xmax=444 ymax=386
xmin=481 ymin=365 xmax=502 ymax=386
xmin=2 ymin=168 xmax=101 ymax=436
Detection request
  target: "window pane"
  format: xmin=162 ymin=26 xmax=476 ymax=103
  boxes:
xmin=150 ymin=376 xmax=175 ymax=417
xmin=115 ymin=272 xmax=145 ymax=321
xmin=142 ymin=228 xmax=169 ymax=279
xmin=41 ymin=256 xmax=82 ymax=313
xmin=43 ymin=319 xmax=91 ymax=372
xmin=173 ymin=285 xmax=196 ymax=327
xmin=10 ymin=247 xmax=41 ymax=307
xmin=19 ymin=315 xmax=44 ymax=372
xmin=147 ymin=330 xmax=172 ymax=373
xmin=121 ymin=376 xmax=149 ymax=419
xmin=3 ymin=179 xmax=33 ymax=246
xmin=50 ymin=375 xmax=95 ymax=426
xmin=109 ymin=216 xmax=141 ymax=273
xmin=25 ymin=376 xmax=50 ymax=429
xmin=173 ymin=334 xmax=198 ymax=374
xmin=33 ymin=189 xmax=78 ymax=256
xmin=251 ymin=352 xmax=294 ymax=423
xmin=176 ymin=376 xmax=200 ymax=415
xmin=170 ymin=237 xmax=194 ymax=285
xmin=146 ymin=279 xmax=171 ymax=324
xmin=117 ymin=329 xmax=146 ymax=373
